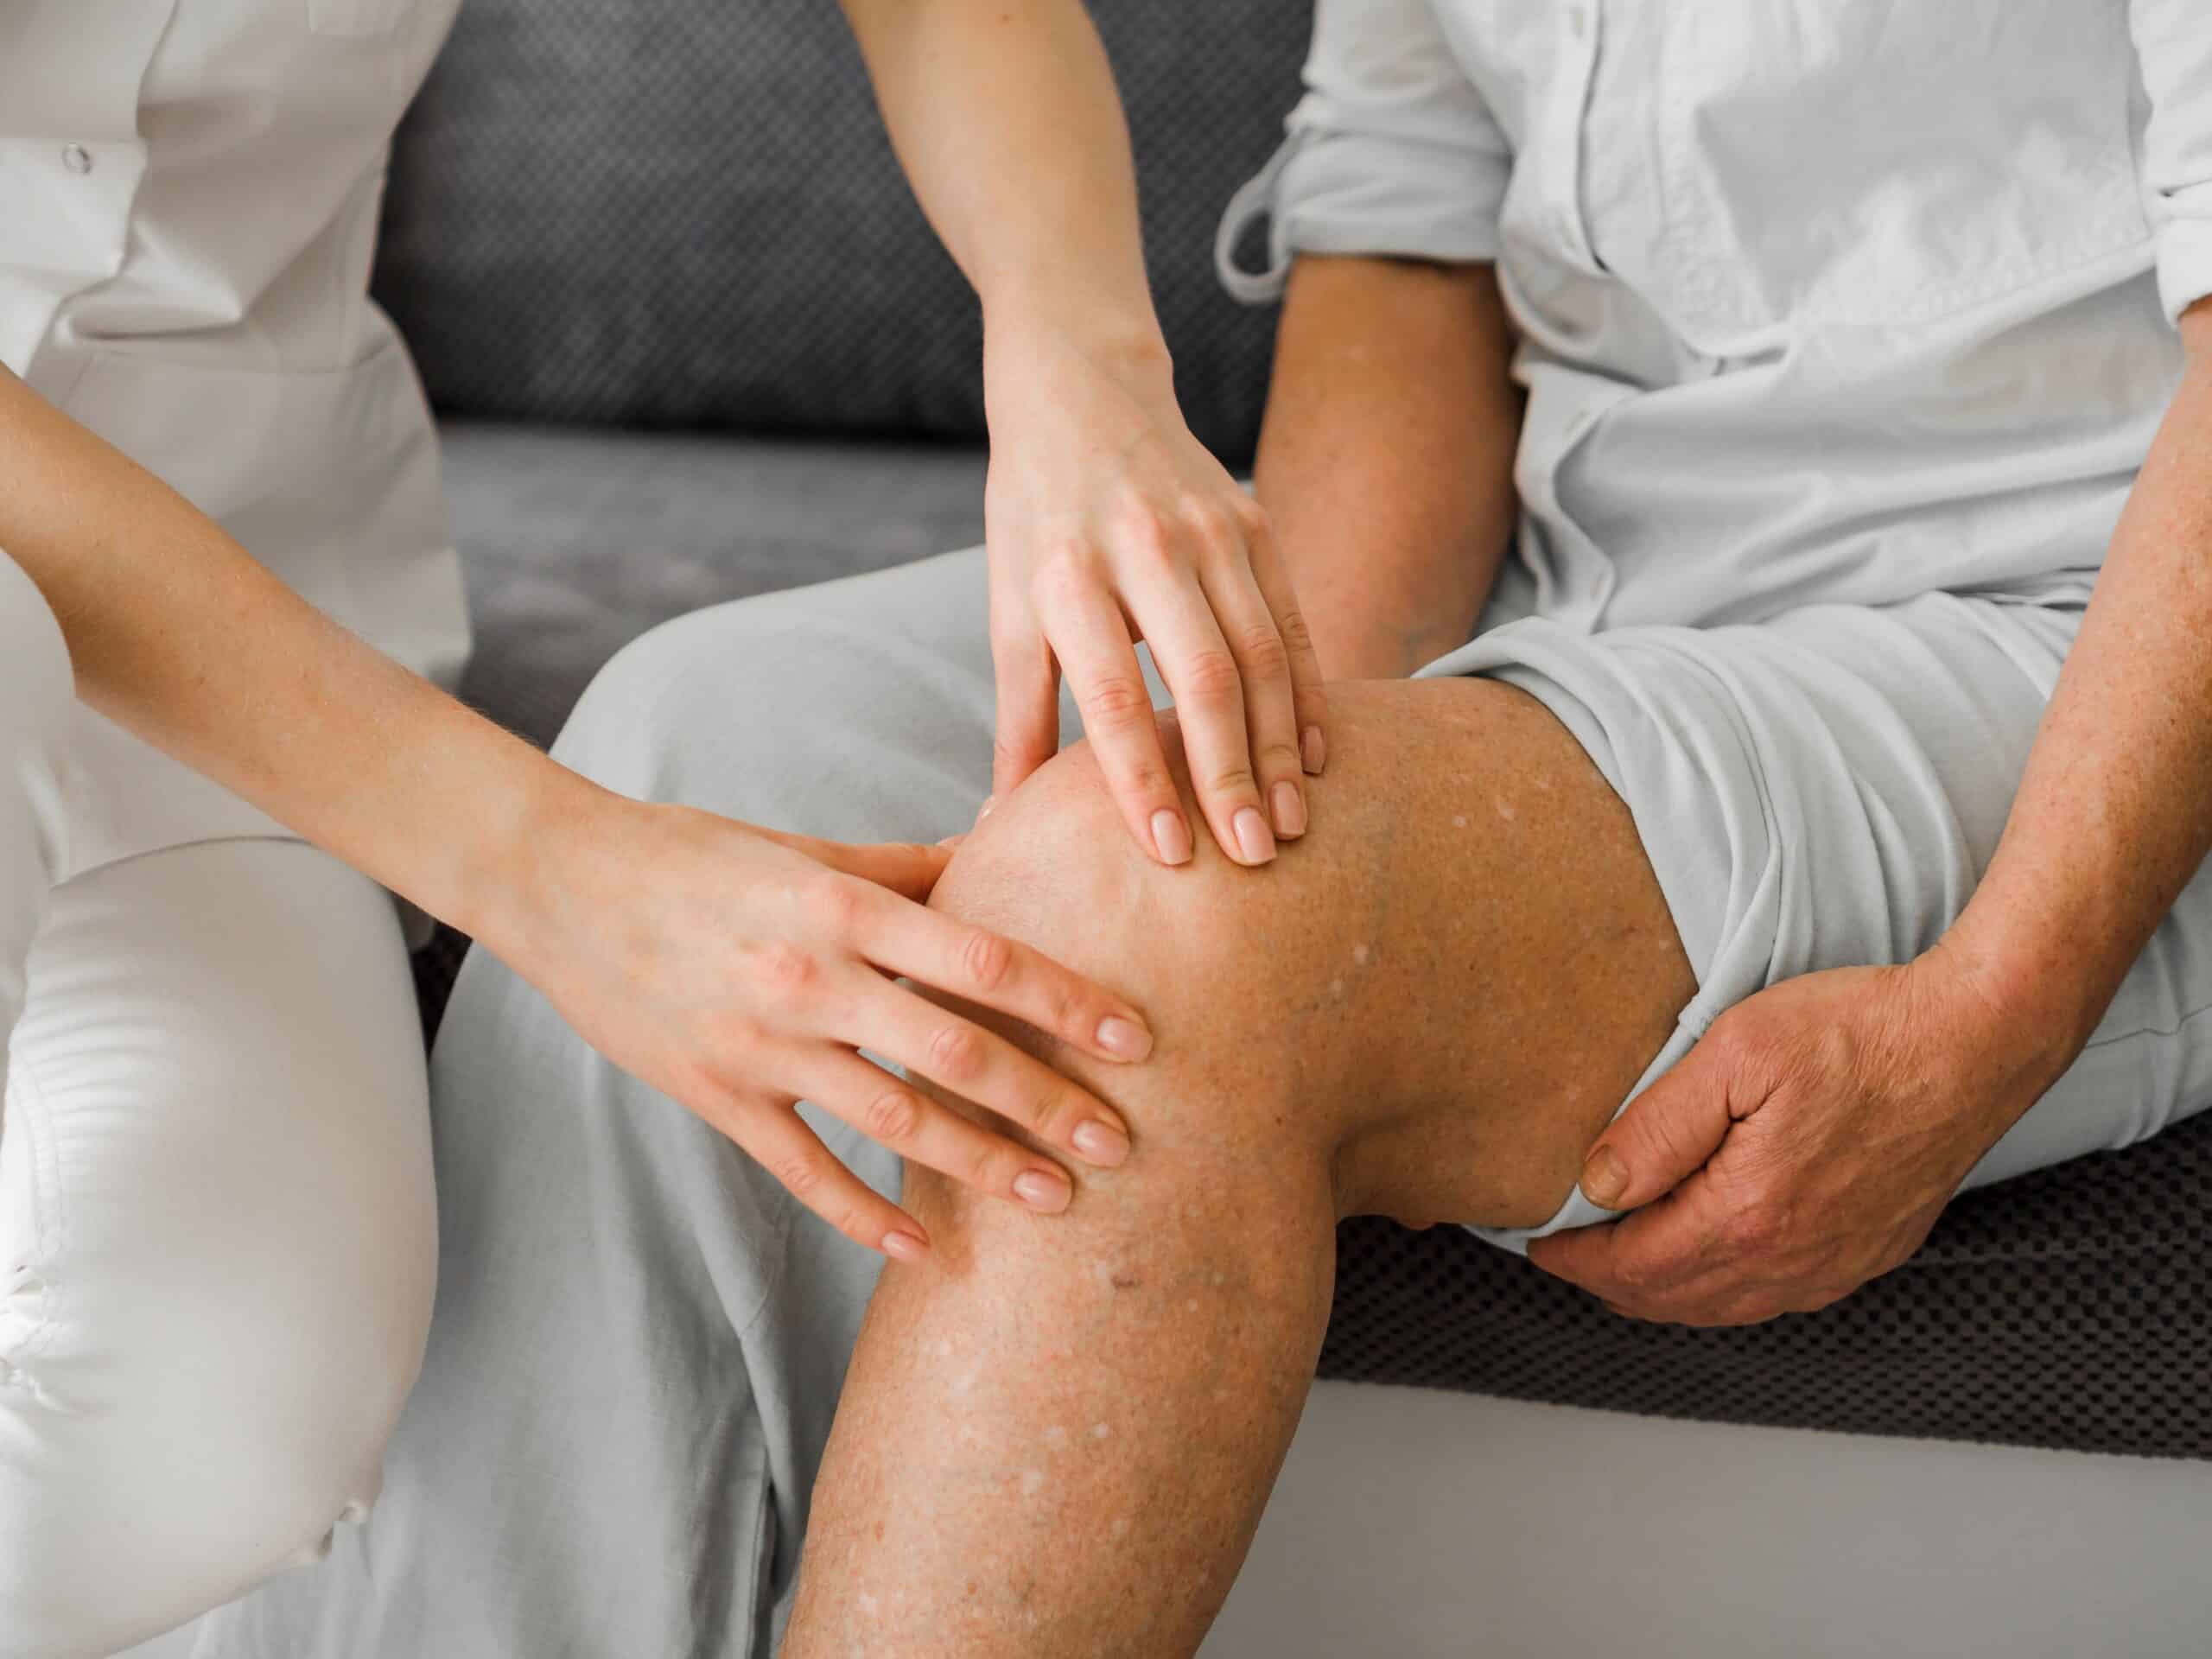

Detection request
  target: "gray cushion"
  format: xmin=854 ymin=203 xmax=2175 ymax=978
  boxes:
xmin=374 ymin=1 xmax=1303 ymax=467
xmin=424 ymin=421 xmax=2212 ymax=1461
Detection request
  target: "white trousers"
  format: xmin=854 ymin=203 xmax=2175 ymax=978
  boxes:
xmin=0 ymin=553 xmax=435 ymax=1659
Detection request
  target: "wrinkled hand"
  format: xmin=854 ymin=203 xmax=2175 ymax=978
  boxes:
xmin=505 ymin=794 xmax=1154 ymax=1261
xmin=982 ymin=324 xmax=1327 ymax=867
xmin=1527 ymin=954 xmax=2067 ymax=1325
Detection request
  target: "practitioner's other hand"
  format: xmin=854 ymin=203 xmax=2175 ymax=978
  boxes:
xmin=981 ymin=319 xmax=1327 ymax=868
xmin=500 ymin=798 xmax=1153 ymax=1260
xmin=1527 ymin=951 xmax=2069 ymax=1325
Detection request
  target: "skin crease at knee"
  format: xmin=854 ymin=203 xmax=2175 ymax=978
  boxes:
xmin=781 ymin=682 xmax=1695 ymax=1657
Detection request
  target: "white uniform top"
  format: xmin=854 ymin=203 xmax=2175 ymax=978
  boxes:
xmin=1219 ymin=0 xmax=2212 ymax=635
xmin=3 ymin=0 xmax=467 ymax=880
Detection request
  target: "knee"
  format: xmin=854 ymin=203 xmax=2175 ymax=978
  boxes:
xmin=923 ymin=715 xmax=1352 ymax=1160
xmin=0 ymin=1296 xmax=421 ymax=1657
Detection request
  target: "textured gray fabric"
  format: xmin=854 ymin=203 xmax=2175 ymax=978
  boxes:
xmin=374 ymin=1 xmax=1301 ymax=466
xmin=438 ymin=423 xmax=985 ymax=749
xmin=418 ymin=423 xmax=2212 ymax=1461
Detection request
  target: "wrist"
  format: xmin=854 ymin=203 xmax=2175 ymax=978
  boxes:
xmin=449 ymin=747 xmax=624 ymax=968
xmin=1916 ymin=923 xmax=2097 ymax=1114
xmin=982 ymin=296 xmax=1173 ymax=404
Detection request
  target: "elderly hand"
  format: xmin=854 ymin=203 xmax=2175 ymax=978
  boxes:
xmin=1526 ymin=950 xmax=2072 ymax=1325
xmin=980 ymin=320 xmax=1327 ymax=868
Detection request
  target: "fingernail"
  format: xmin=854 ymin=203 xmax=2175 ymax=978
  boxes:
xmin=1302 ymin=726 xmax=1326 ymax=774
xmin=1580 ymin=1146 xmax=1627 ymax=1208
xmin=1232 ymin=805 xmax=1276 ymax=865
xmin=1151 ymin=809 xmax=1193 ymax=866
xmin=1014 ymin=1168 xmax=1072 ymax=1213
xmin=977 ymin=795 xmax=997 ymax=820
xmin=883 ymin=1230 xmax=931 ymax=1263
xmin=1271 ymin=780 xmax=1306 ymax=838
xmin=1072 ymin=1119 xmax=1131 ymax=1167
xmin=1096 ymin=1015 xmax=1153 ymax=1061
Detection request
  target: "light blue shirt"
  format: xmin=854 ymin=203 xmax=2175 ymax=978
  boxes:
xmin=1220 ymin=0 xmax=2212 ymax=632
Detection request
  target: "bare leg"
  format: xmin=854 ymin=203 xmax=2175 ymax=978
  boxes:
xmin=782 ymin=678 xmax=1695 ymax=1657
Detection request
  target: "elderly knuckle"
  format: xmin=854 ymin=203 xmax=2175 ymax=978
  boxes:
xmin=1723 ymin=1204 xmax=1785 ymax=1255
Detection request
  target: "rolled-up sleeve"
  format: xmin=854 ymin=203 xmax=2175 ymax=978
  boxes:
xmin=2130 ymin=0 xmax=2212 ymax=323
xmin=1217 ymin=0 xmax=1512 ymax=303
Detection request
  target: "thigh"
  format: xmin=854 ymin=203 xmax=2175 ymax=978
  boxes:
xmin=1433 ymin=588 xmax=2212 ymax=1243
xmin=553 ymin=545 xmax=1008 ymax=842
xmin=0 ymin=839 xmax=432 ymax=1655
xmin=915 ymin=677 xmax=1700 ymax=1235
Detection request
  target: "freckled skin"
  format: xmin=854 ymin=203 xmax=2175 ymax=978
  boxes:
xmin=783 ymin=678 xmax=1695 ymax=1659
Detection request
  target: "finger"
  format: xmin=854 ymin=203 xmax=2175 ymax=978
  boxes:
xmin=796 ymin=1047 xmax=1083 ymax=1214
xmin=1192 ymin=531 xmax=1307 ymax=841
xmin=853 ymin=883 xmax=1154 ymax=1069
xmin=989 ymin=619 xmax=1063 ymax=805
xmin=704 ymin=1089 xmax=929 ymax=1261
xmin=1526 ymin=1180 xmax=1725 ymax=1299
xmin=1574 ymin=1039 xmax=1738 ymax=1212
xmin=1238 ymin=505 xmax=1330 ymax=776
xmin=1128 ymin=564 xmax=1275 ymax=867
xmin=1031 ymin=564 xmax=1193 ymax=867
xmin=855 ymin=976 xmax=1134 ymax=1177
xmin=791 ymin=835 xmax=953 ymax=906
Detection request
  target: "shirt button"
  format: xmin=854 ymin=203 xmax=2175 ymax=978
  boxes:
xmin=61 ymin=143 xmax=93 ymax=175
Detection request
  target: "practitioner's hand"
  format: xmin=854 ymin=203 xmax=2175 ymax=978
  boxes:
xmin=1526 ymin=951 xmax=2070 ymax=1325
xmin=502 ymin=796 xmax=1153 ymax=1260
xmin=981 ymin=320 xmax=1327 ymax=868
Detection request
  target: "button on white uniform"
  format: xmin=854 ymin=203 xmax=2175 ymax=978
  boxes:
xmin=61 ymin=143 xmax=92 ymax=175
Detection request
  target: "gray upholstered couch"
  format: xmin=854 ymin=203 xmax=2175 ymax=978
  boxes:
xmin=377 ymin=3 xmax=2212 ymax=1652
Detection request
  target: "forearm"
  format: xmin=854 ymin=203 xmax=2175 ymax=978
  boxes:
xmin=1942 ymin=301 xmax=2212 ymax=1080
xmin=1252 ymin=256 xmax=1522 ymax=679
xmin=839 ymin=0 xmax=1163 ymax=372
xmin=0 ymin=367 xmax=593 ymax=947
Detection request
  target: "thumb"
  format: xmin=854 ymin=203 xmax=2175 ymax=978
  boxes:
xmin=1576 ymin=1037 xmax=1737 ymax=1212
xmin=785 ymin=834 xmax=951 ymax=906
